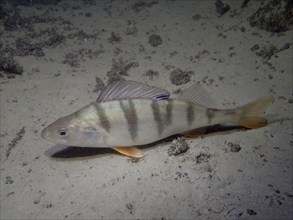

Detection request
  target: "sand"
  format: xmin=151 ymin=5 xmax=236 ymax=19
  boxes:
xmin=1 ymin=0 xmax=292 ymax=219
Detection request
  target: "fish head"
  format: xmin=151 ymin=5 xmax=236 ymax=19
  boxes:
xmin=41 ymin=113 xmax=108 ymax=147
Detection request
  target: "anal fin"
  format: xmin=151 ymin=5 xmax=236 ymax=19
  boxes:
xmin=238 ymin=116 xmax=267 ymax=129
xmin=183 ymin=127 xmax=206 ymax=138
xmin=113 ymin=147 xmax=144 ymax=158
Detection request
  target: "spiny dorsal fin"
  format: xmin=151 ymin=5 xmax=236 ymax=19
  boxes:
xmin=96 ymin=80 xmax=170 ymax=102
xmin=174 ymin=83 xmax=216 ymax=108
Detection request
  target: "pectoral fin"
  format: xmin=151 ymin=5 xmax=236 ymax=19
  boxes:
xmin=113 ymin=147 xmax=144 ymax=158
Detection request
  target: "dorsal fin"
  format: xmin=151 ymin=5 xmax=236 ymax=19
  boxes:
xmin=175 ymin=83 xmax=216 ymax=108
xmin=96 ymin=80 xmax=170 ymax=102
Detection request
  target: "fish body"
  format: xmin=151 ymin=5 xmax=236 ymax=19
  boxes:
xmin=41 ymin=80 xmax=274 ymax=158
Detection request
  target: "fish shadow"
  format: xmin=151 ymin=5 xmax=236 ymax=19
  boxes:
xmin=45 ymin=145 xmax=115 ymax=160
xmin=45 ymin=125 xmax=246 ymax=160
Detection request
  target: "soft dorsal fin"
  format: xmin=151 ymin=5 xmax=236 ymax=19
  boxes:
xmin=175 ymin=83 xmax=216 ymax=108
xmin=96 ymin=80 xmax=170 ymax=102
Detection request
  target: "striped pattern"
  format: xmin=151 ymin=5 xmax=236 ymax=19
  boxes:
xmin=206 ymin=108 xmax=215 ymax=123
xmin=166 ymin=100 xmax=173 ymax=125
xmin=119 ymin=100 xmax=138 ymax=141
xmin=186 ymin=103 xmax=194 ymax=127
xmin=95 ymin=103 xmax=111 ymax=132
xmin=93 ymin=99 xmax=203 ymax=145
xmin=151 ymin=100 xmax=174 ymax=136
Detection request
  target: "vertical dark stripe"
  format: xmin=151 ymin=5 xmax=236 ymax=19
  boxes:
xmin=165 ymin=100 xmax=173 ymax=126
xmin=186 ymin=103 xmax=194 ymax=127
xmin=206 ymin=108 xmax=215 ymax=123
xmin=119 ymin=100 xmax=138 ymax=141
xmin=151 ymin=100 xmax=164 ymax=135
xmin=95 ymin=103 xmax=111 ymax=132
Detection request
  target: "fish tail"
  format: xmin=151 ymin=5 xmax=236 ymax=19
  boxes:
xmin=236 ymin=96 xmax=274 ymax=128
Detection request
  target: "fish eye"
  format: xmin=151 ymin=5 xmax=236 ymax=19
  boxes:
xmin=57 ymin=128 xmax=68 ymax=137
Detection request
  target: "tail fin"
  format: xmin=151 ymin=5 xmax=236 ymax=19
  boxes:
xmin=236 ymin=96 xmax=274 ymax=129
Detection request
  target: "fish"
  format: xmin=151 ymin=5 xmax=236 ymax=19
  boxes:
xmin=41 ymin=80 xmax=274 ymax=158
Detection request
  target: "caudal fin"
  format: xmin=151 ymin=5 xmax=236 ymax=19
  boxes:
xmin=236 ymin=96 xmax=274 ymax=129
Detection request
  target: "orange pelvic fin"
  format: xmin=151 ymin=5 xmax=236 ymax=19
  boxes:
xmin=113 ymin=147 xmax=144 ymax=158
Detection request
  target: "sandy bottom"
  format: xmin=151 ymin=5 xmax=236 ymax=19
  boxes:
xmin=1 ymin=0 xmax=292 ymax=219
